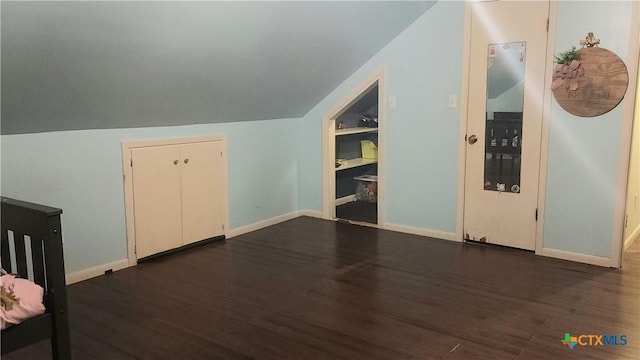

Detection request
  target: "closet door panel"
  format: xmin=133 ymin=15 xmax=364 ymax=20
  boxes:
xmin=180 ymin=141 xmax=225 ymax=245
xmin=132 ymin=145 xmax=183 ymax=258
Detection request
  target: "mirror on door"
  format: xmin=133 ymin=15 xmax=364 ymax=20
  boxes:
xmin=483 ymin=41 xmax=526 ymax=193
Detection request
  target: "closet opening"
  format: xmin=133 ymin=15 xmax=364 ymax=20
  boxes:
xmin=322 ymin=69 xmax=385 ymax=227
xmin=334 ymin=85 xmax=379 ymax=225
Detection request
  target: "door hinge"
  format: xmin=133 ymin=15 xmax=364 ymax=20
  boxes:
xmin=130 ymin=158 xmax=133 ymax=167
xmin=535 ymin=208 xmax=539 ymax=221
xmin=546 ymin=18 xmax=549 ymax=32
xmin=222 ymin=223 xmax=225 ymax=231
xmin=625 ymin=214 xmax=629 ymax=228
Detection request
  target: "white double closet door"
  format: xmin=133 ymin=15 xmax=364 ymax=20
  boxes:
xmin=132 ymin=140 xmax=225 ymax=259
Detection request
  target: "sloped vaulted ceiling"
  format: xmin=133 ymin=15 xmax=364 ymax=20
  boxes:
xmin=1 ymin=1 xmax=435 ymax=134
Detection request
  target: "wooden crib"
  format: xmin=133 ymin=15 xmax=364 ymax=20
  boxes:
xmin=1 ymin=197 xmax=71 ymax=359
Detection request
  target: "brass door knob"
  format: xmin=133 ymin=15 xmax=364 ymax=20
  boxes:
xmin=173 ymin=160 xmax=179 ymax=165
xmin=184 ymin=158 xmax=189 ymax=164
xmin=468 ymin=135 xmax=478 ymax=145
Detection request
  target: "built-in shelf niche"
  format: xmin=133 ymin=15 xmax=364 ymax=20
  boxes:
xmin=333 ymin=83 xmax=379 ymax=225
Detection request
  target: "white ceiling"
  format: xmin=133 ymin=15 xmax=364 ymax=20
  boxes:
xmin=1 ymin=1 xmax=436 ymax=134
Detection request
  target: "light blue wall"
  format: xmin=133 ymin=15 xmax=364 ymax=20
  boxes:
xmin=298 ymin=0 xmax=638 ymax=260
xmin=1 ymin=118 xmax=299 ymax=272
xmin=543 ymin=1 xmax=635 ymax=257
xmin=297 ymin=2 xmax=465 ymax=233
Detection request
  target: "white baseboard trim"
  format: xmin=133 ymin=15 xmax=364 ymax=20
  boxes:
xmin=540 ymin=248 xmax=613 ymax=267
xmin=228 ymin=211 xmax=300 ymax=238
xmin=67 ymin=211 xmax=303 ymax=285
xmin=66 ymin=258 xmax=130 ymax=285
xmin=624 ymin=224 xmax=640 ymax=251
xmin=335 ymin=195 xmax=356 ymax=206
xmin=384 ymin=222 xmax=458 ymax=242
xmin=299 ymin=209 xmax=324 ymax=219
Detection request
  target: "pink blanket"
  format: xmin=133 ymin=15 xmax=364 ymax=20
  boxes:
xmin=1 ymin=274 xmax=46 ymax=329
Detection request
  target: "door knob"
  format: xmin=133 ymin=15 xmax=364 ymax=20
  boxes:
xmin=468 ymin=135 xmax=478 ymax=145
xmin=184 ymin=158 xmax=189 ymax=164
xmin=173 ymin=160 xmax=179 ymax=165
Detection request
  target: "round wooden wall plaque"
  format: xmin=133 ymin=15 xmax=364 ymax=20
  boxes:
xmin=552 ymin=47 xmax=628 ymax=117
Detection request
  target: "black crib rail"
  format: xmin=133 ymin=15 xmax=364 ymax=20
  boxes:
xmin=1 ymin=196 xmax=71 ymax=359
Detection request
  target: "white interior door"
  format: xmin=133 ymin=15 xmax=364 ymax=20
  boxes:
xmin=180 ymin=141 xmax=225 ymax=245
xmin=132 ymin=145 xmax=183 ymax=258
xmin=463 ymin=1 xmax=549 ymax=250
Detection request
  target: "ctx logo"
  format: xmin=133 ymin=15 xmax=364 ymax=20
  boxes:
xmin=561 ymin=333 xmax=628 ymax=349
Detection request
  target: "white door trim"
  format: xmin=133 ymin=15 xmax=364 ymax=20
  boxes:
xmin=534 ymin=1 xmax=558 ymax=256
xmin=322 ymin=66 xmax=387 ymax=227
xmin=455 ymin=3 xmax=473 ymax=243
xmin=614 ymin=0 xmax=640 ymax=268
xmin=458 ymin=1 xmax=555 ymax=253
xmin=121 ymin=135 xmax=230 ymax=267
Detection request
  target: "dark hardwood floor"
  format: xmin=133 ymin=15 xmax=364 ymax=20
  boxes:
xmin=5 ymin=217 xmax=639 ymax=359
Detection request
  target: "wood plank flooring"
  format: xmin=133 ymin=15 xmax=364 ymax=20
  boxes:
xmin=4 ymin=217 xmax=639 ymax=359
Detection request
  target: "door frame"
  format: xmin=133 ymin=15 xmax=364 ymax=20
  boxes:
xmin=121 ymin=134 xmax=230 ymax=267
xmin=322 ymin=66 xmax=387 ymax=226
xmin=617 ymin=1 xmax=640 ymax=267
xmin=622 ymin=59 xmax=640 ymax=253
xmin=456 ymin=1 xmax=558 ymax=254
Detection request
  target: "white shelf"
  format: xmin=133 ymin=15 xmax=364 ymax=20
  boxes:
xmin=335 ymin=127 xmax=378 ymax=136
xmin=335 ymin=158 xmax=377 ymax=171
xmin=335 ymin=195 xmax=356 ymax=206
